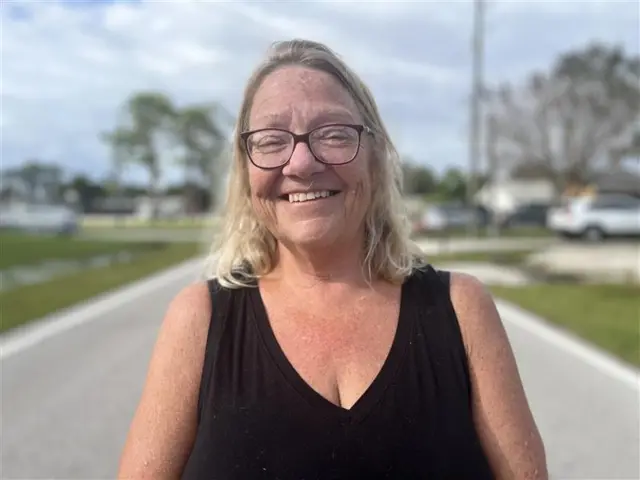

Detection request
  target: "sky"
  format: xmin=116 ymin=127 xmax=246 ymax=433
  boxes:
xmin=2 ymin=0 xmax=638 ymax=186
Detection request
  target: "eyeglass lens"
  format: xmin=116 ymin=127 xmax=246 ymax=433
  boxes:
xmin=246 ymin=125 xmax=360 ymax=168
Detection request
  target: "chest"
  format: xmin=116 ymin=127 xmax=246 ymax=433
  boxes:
xmin=186 ymin=281 xmax=493 ymax=480
xmin=258 ymin=286 xmax=401 ymax=410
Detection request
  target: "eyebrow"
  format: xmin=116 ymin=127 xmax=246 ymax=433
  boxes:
xmin=311 ymin=109 xmax=357 ymax=126
xmin=252 ymin=108 xmax=358 ymax=130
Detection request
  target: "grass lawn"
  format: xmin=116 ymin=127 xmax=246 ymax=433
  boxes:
xmin=0 ymin=232 xmax=157 ymax=270
xmin=427 ymin=250 xmax=534 ymax=266
xmin=0 ymin=242 xmax=202 ymax=334
xmin=418 ymin=226 xmax=553 ymax=239
xmin=492 ymin=283 xmax=640 ymax=367
xmin=81 ymin=216 xmax=220 ymax=230
xmin=79 ymin=227 xmax=210 ymax=243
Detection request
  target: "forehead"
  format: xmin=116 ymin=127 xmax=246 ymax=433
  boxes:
xmin=249 ymin=66 xmax=361 ymax=129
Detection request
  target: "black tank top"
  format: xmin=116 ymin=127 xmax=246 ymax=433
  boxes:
xmin=182 ymin=265 xmax=494 ymax=479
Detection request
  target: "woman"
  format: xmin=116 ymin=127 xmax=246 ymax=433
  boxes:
xmin=118 ymin=39 xmax=547 ymax=479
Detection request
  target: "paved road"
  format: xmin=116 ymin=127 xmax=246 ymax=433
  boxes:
xmin=1 ymin=260 xmax=638 ymax=479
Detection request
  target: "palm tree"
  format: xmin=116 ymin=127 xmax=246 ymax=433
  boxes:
xmin=103 ymin=92 xmax=176 ymax=219
xmin=173 ymin=102 xmax=231 ymax=213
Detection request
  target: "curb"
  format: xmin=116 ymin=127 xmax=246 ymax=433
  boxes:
xmin=496 ymin=297 xmax=640 ymax=391
xmin=0 ymin=256 xmax=206 ymax=360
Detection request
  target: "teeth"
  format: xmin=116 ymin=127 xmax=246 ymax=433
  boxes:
xmin=288 ymin=191 xmax=334 ymax=203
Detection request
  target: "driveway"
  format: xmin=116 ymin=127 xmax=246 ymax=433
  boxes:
xmin=530 ymin=241 xmax=640 ymax=282
xmin=1 ymin=259 xmax=638 ymax=479
xmin=414 ymin=236 xmax=556 ymax=255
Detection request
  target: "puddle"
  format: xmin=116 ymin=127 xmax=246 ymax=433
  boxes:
xmin=0 ymin=251 xmax=136 ymax=293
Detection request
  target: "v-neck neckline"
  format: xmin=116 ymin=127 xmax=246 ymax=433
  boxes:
xmin=250 ymin=276 xmax=414 ymax=424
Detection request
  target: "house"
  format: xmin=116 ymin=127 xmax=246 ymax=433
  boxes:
xmin=134 ymin=195 xmax=187 ymax=219
xmin=562 ymin=169 xmax=640 ymax=198
xmin=591 ymin=170 xmax=640 ymax=197
xmin=475 ymin=174 xmax=555 ymax=218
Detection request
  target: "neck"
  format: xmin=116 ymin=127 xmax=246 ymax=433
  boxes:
xmin=272 ymin=232 xmax=368 ymax=288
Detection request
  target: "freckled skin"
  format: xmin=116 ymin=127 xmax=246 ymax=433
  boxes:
xmin=247 ymin=66 xmax=371 ymax=250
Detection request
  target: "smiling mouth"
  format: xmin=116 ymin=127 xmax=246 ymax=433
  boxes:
xmin=279 ymin=190 xmax=340 ymax=203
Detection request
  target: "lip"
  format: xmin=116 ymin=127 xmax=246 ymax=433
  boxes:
xmin=280 ymin=189 xmax=340 ymax=196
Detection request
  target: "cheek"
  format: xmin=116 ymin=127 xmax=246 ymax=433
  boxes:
xmin=343 ymin=158 xmax=373 ymax=206
xmin=248 ymin=168 xmax=279 ymax=225
xmin=248 ymin=168 xmax=275 ymax=199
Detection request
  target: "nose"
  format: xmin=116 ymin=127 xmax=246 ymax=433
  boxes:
xmin=281 ymin=141 xmax=325 ymax=179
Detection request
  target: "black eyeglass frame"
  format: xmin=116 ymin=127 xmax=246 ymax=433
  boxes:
xmin=239 ymin=123 xmax=373 ymax=170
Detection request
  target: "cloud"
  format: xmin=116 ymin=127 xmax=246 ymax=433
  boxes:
xmin=1 ymin=0 xmax=638 ymax=186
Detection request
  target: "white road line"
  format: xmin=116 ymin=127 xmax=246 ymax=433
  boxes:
xmin=496 ymin=298 xmax=640 ymax=391
xmin=0 ymin=257 xmax=206 ymax=360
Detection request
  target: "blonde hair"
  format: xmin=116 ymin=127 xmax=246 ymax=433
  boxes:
xmin=206 ymin=39 xmax=426 ymax=288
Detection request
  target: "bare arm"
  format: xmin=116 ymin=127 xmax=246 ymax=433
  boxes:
xmin=117 ymin=282 xmax=212 ymax=479
xmin=449 ymin=272 xmax=548 ymax=480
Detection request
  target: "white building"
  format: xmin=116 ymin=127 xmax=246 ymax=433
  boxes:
xmin=475 ymin=176 xmax=556 ymax=218
xmin=134 ymin=195 xmax=186 ymax=219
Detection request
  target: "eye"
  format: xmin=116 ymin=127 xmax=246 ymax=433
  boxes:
xmin=248 ymin=131 xmax=290 ymax=152
xmin=313 ymin=126 xmax=358 ymax=145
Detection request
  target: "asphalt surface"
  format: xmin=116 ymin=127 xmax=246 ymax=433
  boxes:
xmin=1 ymin=260 xmax=638 ymax=479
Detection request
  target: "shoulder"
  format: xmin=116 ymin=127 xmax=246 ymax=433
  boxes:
xmin=444 ymin=271 xmax=504 ymax=356
xmin=448 ymin=271 xmax=494 ymax=313
xmin=167 ymin=280 xmax=212 ymax=316
xmin=117 ymin=281 xmax=215 ymax=477
xmin=442 ymin=271 xmax=549 ymax=477
xmin=152 ymin=281 xmax=214 ymax=368
xmin=162 ymin=281 xmax=212 ymax=336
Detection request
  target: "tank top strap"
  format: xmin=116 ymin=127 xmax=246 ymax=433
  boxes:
xmin=409 ymin=264 xmax=473 ymax=403
xmin=196 ymin=278 xmax=236 ymax=424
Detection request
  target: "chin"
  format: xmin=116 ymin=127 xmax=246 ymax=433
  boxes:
xmin=280 ymin=219 xmax=343 ymax=250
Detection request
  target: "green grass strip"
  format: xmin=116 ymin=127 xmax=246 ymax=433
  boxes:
xmin=0 ymin=232 xmax=157 ymax=270
xmin=0 ymin=242 xmax=202 ymax=334
xmin=492 ymin=283 xmax=640 ymax=367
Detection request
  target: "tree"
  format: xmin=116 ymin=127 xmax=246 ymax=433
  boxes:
xmin=3 ymin=160 xmax=65 ymax=202
xmin=437 ymin=167 xmax=468 ymax=202
xmin=172 ymin=102 xmax=230 ymax=213
xmin=64 ymin=174 xmax=107 ymax=212
xmin=401 ymin=159 xmax=437 ymax=196
xmin=609 ymin=125 xmax=640 ymax=167
xmin=102 ymin=91 xmax=176 ymax=219
xmin=486 ymin=43 xmax=640 ymax=194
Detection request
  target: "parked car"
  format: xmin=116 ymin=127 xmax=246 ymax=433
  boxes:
xmin=414 ymin=203 xmax=488 ymax=233
xmin=501 ymin=203 xmax=551 ymax=229
xmin=0 ymin=203 xmax=80 ymax=235
xmin=547 ymin=194 xmax=640 ymax=241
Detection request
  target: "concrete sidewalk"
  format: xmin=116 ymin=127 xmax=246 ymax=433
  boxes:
xmin=437 ymin=261 xmax=533 ymax=286
xmin=529 ymin=242 xmax=640 ymax=283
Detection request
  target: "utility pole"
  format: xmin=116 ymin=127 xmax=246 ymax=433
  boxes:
xmin=467 ymin=0 xmax=485 ymax=236
xmin=486 ymin=112 xmax=500 ymax=237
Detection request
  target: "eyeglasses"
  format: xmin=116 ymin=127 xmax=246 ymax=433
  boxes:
xmin=240 ymin=123 xmax=372 ymax=170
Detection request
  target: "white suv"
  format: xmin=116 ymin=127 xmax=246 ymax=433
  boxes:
xmin=547 ymin=194 xmax=640 ymax=241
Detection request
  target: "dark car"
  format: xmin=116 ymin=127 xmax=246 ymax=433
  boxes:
xmin=501 ymin=203 xmax=550 ymax=228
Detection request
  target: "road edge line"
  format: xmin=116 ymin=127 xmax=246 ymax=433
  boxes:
xmin=496 ymin=298 xmax=640 ymax=391
xmin=0 ymin=256 xmax=206 ymax=360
